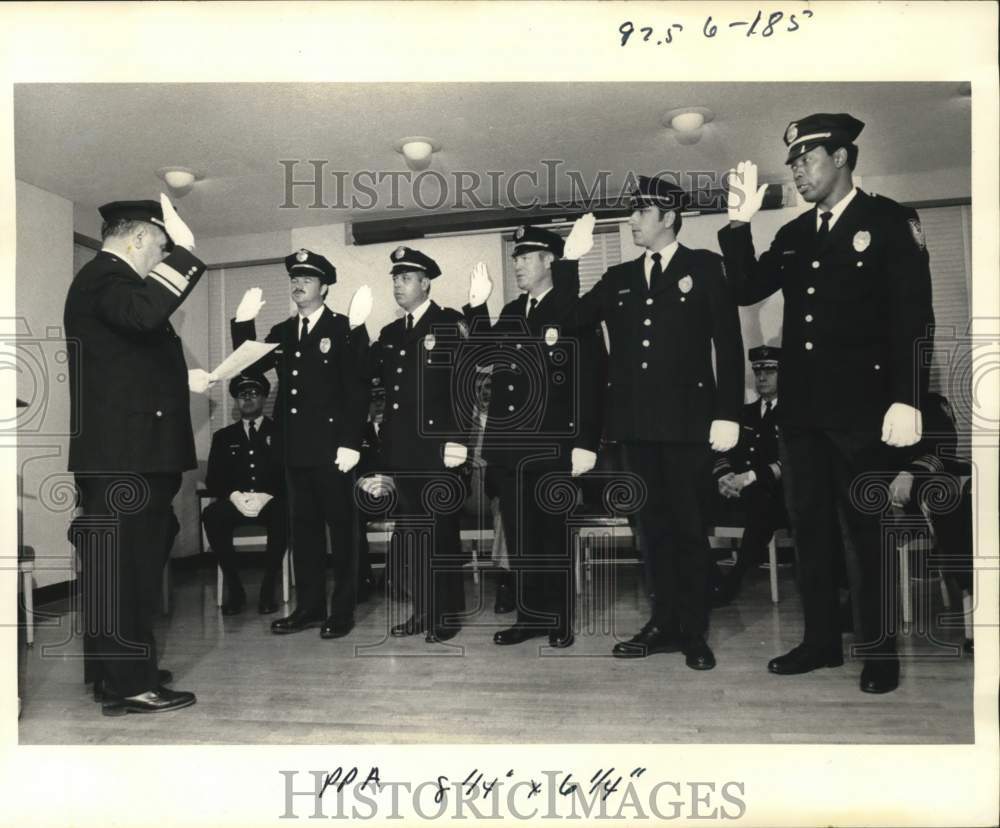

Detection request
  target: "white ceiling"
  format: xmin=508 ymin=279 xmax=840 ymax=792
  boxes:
xmin=15 ymin=82 xmax=970 ymax=239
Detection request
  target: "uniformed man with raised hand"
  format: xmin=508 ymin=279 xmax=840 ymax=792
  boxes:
xmin=719 ymin=113 xmax=934 ymax=693
xmin=232 ymin=252 xmax=373 ymax=639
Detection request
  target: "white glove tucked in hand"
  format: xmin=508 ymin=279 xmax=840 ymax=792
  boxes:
xmin=335 ymin=447 xmax=361 ymax=473
xmin=443 ymin=442 xmax=468 ymax=468
xmin=359 ymin=474 xmax=393 ymax=497
xmin=229 ymin=491 xmax=255 ymax=518
xmin=235 ymin=287 xmax=266 ymax=322
xmin=709 ymin=419 xmax=740 ymax=452
xmin=889 ymin=471 xmax=915 ymax=508
xmin=571 ymin=447 xmax=597 ymax=477
xmin=159 ymin=193 xmax=195 ymax=251
xmin=188 ymin=368 xmax=215 ymax=394
xmin=881 ymin=402 xmax=922 ymax=447
xmin=563 ymin=213 xmax=596 ymax=260
xmin=348 ymin=285 xmax=373 ymax=329
xmin=726 ymin=161 xmax=768 ymax=224
xmin=469 ymin=262 xmax=493 ymax=308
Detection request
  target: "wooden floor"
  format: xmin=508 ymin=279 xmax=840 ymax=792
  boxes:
xmin=17 ymin=564 xmax=974 ymax=745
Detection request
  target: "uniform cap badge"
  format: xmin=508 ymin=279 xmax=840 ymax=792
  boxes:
xmin=424 ymin=333 xmax=436 ymax=351
xmin=785 ymin=122 xmax=798 ymax=143
xmin=853 ymin=230 xmax=871 ymax=252
xmin=319 ymin=337 xmax=332 ymax=353
xmin=544 ymin=327 xmax=559 ymax=346
xmin=295 ymin=249 xmax=309 ymax=262
xmin=392 ymin=246 xmax=406 ymax=261
xmin=908 ymin=218 xmax=926 ymax=251
xmin=678 ymin=275 xmax=694 ymax=294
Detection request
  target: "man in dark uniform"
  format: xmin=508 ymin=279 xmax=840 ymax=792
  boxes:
xmin=564 ymin=178 xmax=744 ymax=670
xmin=710 ymin=346 xmax=787 ymax=606
xmin=354 ymin=380 xmax=385 ymax=602
xmin=64 ymin=195 xmax=204 ymax=715
xmin=464 ymin=224 xmax=602 ymax=648
xmin=719 ymin=113 xmax=934 ymax=693
xmin=361 ymin=246 xmax=471 ymax=643
xmin=202 ymin=373 xmax=287 ymax=615
xmin=231 ymin=251 xmax=372 ymax=639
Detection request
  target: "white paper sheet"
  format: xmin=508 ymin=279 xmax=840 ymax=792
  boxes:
xmin=208 ymin=340 xmax=278 ymax=382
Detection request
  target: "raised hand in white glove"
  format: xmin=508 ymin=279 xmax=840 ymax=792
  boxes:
xmin=159 ymin=193 xmax=195 ymax=251
xmin=335 ymin=447 xmax=361 ymax=473
xmin=348 ymin=285 xmax=374 ymax=329
xmin=709 ymin=419 xmax=740 ymax=452
xmin=443 ymin=442 xmax=468 ymax=468
xmin=235 ymin=287 xmax=266 ymax=322
xmin=469 ymin=262 xmax=493 ymax=308
xmin=563 ymin=213 xmax=596 ymax=260
xmin=188 ymin=368 xmax=215 ymax=394
xmin=881 ymin=402 xmax=922 ymax=447
xmin=571 ymin=447 xmax=597 ymax=477
xmin=726 ymin=161 xmax=768 ymax=224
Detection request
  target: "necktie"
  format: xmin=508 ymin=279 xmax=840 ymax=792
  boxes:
xmin=649 ymin=252 xmax=662 ymax=291
xmin=816 ymin=211 xmax=833 ymax=247
xmin=527 ymin=297 xmax=538 ymax=318
xmin=406 ymin=313 xmax=413 ymax=332
xmin=300 ymin=316 xmax=310 ymax=341
xmin=762 ymin=399 xmax=773 ymax=419
xmin=247 ymin=421 xmax=257 ymax=441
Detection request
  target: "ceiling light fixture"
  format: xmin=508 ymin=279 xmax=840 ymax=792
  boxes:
xmin=394 ymin=136 xmax=440 ymax=172
xmin=155 ymin=166 xmax=201 ymax=197
xmin=661 ymin=107 xmax=715 ymax=146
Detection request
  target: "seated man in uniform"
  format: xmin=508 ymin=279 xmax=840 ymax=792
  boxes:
xmin=710 ymin=346 xmax=787 ymax=606
xmin=202 ymin=373 xmax=288 ymax=615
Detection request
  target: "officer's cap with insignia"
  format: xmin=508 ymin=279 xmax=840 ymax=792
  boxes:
xmin=628 ymin=175 xmax=687 ymax=212
xmin=99 ymin=200 xmax=174 ymax=243
xmin=512 ymin=225 xmax=564 ymax=259
xmin=783 ymin=113 xmax=864 ymax=165
xmin=285 ymin=248 xmax=337 ymax=284
xmin=748 ymin=345 xmax=781 ymax=369
xmin=390 ymin=246 xmax=441 ymax=279
xmin=229 ymin=372 xmax=271 ymax=398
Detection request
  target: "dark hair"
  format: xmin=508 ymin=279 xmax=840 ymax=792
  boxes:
xmin=822 ymin=143 xmax=859 ymax=171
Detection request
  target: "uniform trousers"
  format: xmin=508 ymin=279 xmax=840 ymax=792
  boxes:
xmin=622 ymin=442 xmax=713 ymax=637
xmin=389 ymin=473 xmax=466 ymax=630
xmin=202 ymin=497 xmax=289 ymax=592
xmin=286 ymin=465 xmax=357 ymax=621
xmin=494 ymin=466 xmax=575 ymax=634
xmin=780 ymin=426 xmax=895 ymax=657
xmin=73 ymin=472 xmax=181 ymax=697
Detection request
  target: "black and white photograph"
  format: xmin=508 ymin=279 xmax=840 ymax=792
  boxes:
xmin=1 ymin=2 xmax=997 ymax=826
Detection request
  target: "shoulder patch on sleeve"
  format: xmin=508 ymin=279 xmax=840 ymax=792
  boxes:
xmin=908 ymin=218 xmax=926 ymax=251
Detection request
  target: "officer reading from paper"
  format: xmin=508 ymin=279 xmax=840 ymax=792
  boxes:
xmin=232 ymin=251 xmax=373 ymax=640
xmin=719 ymin=112 xmax=934 ymax=693
xmin=202 ymin=373 xmax=287 ymax=616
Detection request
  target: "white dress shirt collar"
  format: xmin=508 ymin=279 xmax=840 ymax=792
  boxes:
xmin=407 ymin=297 xmax=433 ymax=326
xmin=817 ymin=187 xmax=858 ymax=231
xmin=644 ymin=241 xmax=679 ymax=287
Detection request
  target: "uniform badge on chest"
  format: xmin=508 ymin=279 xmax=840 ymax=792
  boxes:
xmin=266 ymin=435 xmax=271 ymax=446
xmin=319 ymin=337 xmax=331 ymax=354
xmin=544 ymin=327 xmax=559 ymax=346
xmin=424 ymin=333 xmax=436 ymax=351
xmin=678 ymin=275 xmax=693 ymax=294
xmin=853 ymin=231 xmax=871 ymax=252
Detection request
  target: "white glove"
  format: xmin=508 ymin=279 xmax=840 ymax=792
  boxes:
xmin=882 ymin=402 xmax=922 ymax=447
xmin=726 ymin=161 xmax=768 ymax=224
xmin=359 ymin=474 xmax=392 ymax=497
xmin=709 ymin=419 xmax=740 ymax=451
xmin=348 ymin=285 xmax=374 ymax=329
xmin=889 ymin=471 xmax=914 ymax=508
xmin=159 ymin=193 xmax=195 ymax=250
xmin=244 ymin=492 xmax=272 ymax=516
xmin=188 ymin=368 xmax=215 ymax=394
xmin=571 ymin=447 xmax=597 ymax=477
xmin=235 ymin=287 xmax=266 ymax=322
xmin=469 ymin=262 xmax=493 ymax=308
xmin=229 ymin=491 xmax=254 ymax=518
xmin=563 ymin=213 xmax=596 ymax=260
xmin=335 ymin=446 xmax=361 ymax=473
xmin=443 ymin=442 xmax=468 ymax=468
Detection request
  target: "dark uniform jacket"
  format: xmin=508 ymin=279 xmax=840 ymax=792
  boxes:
xmin=370 ymin=301 xmax=470 ymax=471
xmin=466 ymin=271 xmax=603 ymax=473
xmin=717 ymin=190 xmax=934 ymax=432
xmin=713 ymin=399 xmax=782 ymax=488
xmin=64 ymin=248 xmax=206 ymax=472
xmin=231 ymin=307 xmax=369 ymax=468
xmin=204 ymin=416 xmax=285 ymax=498
xmin=568 ymin=245 xmax=744 ymax=444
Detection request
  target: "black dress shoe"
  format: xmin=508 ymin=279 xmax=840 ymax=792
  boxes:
xmin=860 ymin=659 xmax=899 ymax=694
xmin=101 ymin=687 xmax=196 ymax=716
xmin=320 ymin=617 xmax=354 ymax=639
xmin=391 ymin=615 xmax=427 ymax=637
xmin=426 ymin=626 xmax=460 ymax=643
xmin=270 ymin=608 xmax=325 ymax=635
xmin=611 ymin=624 xmax=681 ymax=659
xmin=548 ymin=630 xmax=574 ymax=649
xmin=683 ymin=636 xmax=716 ymax=671
xmin=94 ymin=670 xmax=173 ymax=702
xmin=767 ymin=643 xmax=844 ymax=675
xmin=493 ymin=625 xmax=547 ymax=645
xmin=493 ymin=574 xmax=516 ymax=614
